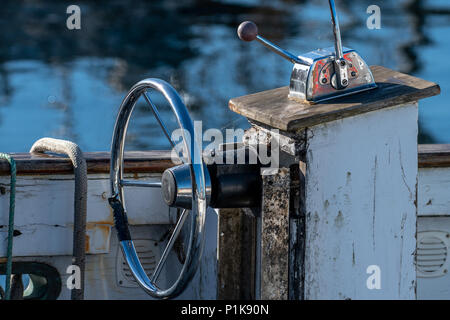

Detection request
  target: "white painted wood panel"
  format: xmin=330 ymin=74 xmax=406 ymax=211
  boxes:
xmin=417 ymin=217 xmax=450 ymax=299
xmin=0 ymin=171 xmax=218 ymax=299
xmin=0 ymin=173 xmax=176 ymax=256
xmin=418 ymin=168 xmax=450 ymax=216
xmin=304 ymin=103 xmax=418 ymax=299
xmin=11 ymin=214 xmax=218 ymax=300
xmin=416 ymin=166 xmax=450 ymax=299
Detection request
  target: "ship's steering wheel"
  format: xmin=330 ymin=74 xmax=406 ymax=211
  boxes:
xmin=109 ymin=78 xmax=210 ymax=299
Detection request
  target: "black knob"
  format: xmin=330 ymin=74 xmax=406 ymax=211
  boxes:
xmin=237 ymin=21 xmax=258 ymax=42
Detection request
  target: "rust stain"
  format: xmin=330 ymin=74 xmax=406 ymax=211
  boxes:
xmin=85 ymin=233 xmax=90 ymax=252
xmin=85 ymin=223 xmax=112 ymax=253
xmin=87 ymin=223 xmax=111 ymax=234
xmin=86 ymin=222 xmax=112 ymax=230
xmin=88 ymin=207 xmax=114 ymax=226
xmin=87 ymin=220 xmax=113 ymax=226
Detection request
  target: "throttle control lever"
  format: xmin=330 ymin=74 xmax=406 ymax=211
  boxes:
xmin=237 ymin=0 xmax=377 ymax=103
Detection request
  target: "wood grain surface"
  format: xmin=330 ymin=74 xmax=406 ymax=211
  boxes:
xmin=229 ymin=66 xmax=440 ymax=131
xmin=418 ymin=144 xmax=450 ymax=168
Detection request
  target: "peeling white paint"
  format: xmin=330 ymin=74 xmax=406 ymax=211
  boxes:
xmin=418 ymin=168 xmax=450 ymax=216
xmin=0 ymin=171 xmax=218 ymax=299
xmin=0 ymin=173 xmax=173 ymax=256
xmin=304 ymin=104 xmax=418 ymax=300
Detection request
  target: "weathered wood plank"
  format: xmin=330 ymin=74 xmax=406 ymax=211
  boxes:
xmin=260 ymin=168 xmax=290 ymax=300
xmin=288 ymin=162 xmax=306 ymax=300
xmin=217 ymin=208 xmax=256 ymax=300
xmin=1 ymin=143 xmax=447 ymax=177
xmin=229 ymin=66 xmax=440 ymax=132
xmin=0 ymin=150 xmax=178 ymax=176
xmin=418 ymin=144 xmax=450 ymax=168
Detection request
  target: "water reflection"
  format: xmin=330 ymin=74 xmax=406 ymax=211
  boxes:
xmin=0 ymin=0 xmax=449 ymax=151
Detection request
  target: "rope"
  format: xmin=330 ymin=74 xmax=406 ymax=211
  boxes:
xmin=0 ymin=153 xmax=16 ymax=300
xmin=30 ymin=138 xmax=87 ymax=300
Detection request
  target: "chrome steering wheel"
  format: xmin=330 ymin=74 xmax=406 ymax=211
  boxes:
xmin=109 ymin=78 xmax=210 ymax=299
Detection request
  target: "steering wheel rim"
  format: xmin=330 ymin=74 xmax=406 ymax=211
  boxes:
xmin=109 ymin=78 xmax=209 ymax=299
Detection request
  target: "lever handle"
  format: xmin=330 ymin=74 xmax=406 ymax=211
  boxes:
xmin=237 ymin=21 xmax=309 ymax=66
xmin=328 ymin=0 xmax=349 ymax=89
xmin=328 ymin=0 xmax=344 ymax=60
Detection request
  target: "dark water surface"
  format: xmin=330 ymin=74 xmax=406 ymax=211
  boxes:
xmin=0 ymin=0 xmax=449 ymax=152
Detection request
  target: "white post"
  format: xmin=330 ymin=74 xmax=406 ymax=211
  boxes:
xmin=304 ymin=103 xmax=417 ymax=299
xmin=229 ymin=66 xmax=440 ymax=300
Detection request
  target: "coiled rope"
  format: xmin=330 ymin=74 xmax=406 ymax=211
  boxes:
xmin=0 ymin=153 xmax=16 ymax=300
xmin=30 ymin=138 xmax=87 ymax=300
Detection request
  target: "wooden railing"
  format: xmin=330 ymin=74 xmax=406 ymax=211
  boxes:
xmin=1 ymin=145 xmax=449 ymax=176
xmin=418 ymin=144 xmax=450 ymax=168
xmin=0 ymin=150 xmax=177 ymax=175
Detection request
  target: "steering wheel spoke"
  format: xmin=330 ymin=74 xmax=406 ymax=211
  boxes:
xmin=143 ymin=92 xmax=176 ymax=149
xmin=119 ymin=179 xmax=161 ymax=188
xmin=151 ymin=209 xmax=189 ymax=283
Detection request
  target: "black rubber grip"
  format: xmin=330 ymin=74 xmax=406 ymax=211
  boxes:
xmin=108 ymin=196 xmax=132 ymax=241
